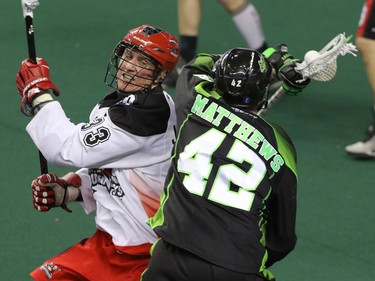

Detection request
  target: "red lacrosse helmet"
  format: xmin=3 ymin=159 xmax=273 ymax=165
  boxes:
xmin=105 ymin=25 xmax=180 ymax=92
xmin=123 ymin=24 xmax=180 ymax=71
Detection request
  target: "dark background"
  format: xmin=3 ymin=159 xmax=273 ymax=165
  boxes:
xmin=1 ymin=0 xmax=374 ymax=280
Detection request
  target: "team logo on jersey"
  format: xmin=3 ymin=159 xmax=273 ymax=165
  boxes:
xmin=120 ymin=94 xmax=136 ymax=105
xmin=39 ymin=262 xmax=62 ymax=279
xmin=89 ymin=169 xmax=125 ymax=198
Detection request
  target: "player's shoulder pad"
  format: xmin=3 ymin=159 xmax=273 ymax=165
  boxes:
xmin=189 ymin=53 xmax=218 ymax=75
xmin=107 ymin=87 xmax=171 ymax=136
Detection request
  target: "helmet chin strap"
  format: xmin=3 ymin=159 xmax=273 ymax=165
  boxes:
xmin=151 ymin=68 xmax=168 ymax=86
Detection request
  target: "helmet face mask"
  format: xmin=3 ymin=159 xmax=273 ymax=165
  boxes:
xmin=105 ymin=43 xmax=160 ymax=92
xmin=105 ymin=25 xmax=180 ymax=93
xmin=214 ymin=48 xmax=272 ymax=109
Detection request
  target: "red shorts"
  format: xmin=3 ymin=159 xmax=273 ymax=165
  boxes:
xmin=358 ymin=0 xmax=375 ymax=39
xmin=30 ymin=230 xmax=152 ymax=281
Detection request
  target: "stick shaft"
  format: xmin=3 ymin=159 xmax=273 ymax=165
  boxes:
xmin=258 ymin=87 xmax=286 ymax=117
xmin=23 ymin=9 xmax=48 ymax=174
xmin=24 ymin=15 xmax=37 ymax=63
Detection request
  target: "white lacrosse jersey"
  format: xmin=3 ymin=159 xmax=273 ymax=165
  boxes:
xmin=26 ymin=87 xmax=176 ymax=248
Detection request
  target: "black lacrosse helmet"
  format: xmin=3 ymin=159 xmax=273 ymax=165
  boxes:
xmin=214 ymin=48 xmax=272 ymax=109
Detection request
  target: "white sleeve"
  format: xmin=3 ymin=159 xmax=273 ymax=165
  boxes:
xmin=26 ymin=101 xmax=152 ymax=168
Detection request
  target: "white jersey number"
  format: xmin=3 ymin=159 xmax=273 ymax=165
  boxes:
xmin=177 ymin=128 xmax=266 ymax=211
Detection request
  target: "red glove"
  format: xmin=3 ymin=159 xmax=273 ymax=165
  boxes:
xmin=16 ymin=58 xmax=60 ymax=116
xmin=31 ymin=173 xmax=82 ymax=213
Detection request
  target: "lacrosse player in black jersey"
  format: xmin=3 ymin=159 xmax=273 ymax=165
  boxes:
xmin=141 ymin=47 xmax=309 ymax=281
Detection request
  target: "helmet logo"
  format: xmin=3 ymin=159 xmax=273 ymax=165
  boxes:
xmin=258 ymin=57 xmax=267 ymax=73
xmin=243 ymin=97 xmax=251 ymax=104
xmin=132 ymin=35 xmax=151 ymax=48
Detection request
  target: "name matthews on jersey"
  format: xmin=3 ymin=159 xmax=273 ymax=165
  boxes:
xmin=191 ymin=94 xmax=285 ymax=173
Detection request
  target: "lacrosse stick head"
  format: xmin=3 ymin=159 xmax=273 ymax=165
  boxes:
xmin=21 ymin=0 xmax=40 ymax=18
xmin=295 ymin=33 xmax=357 ymax=82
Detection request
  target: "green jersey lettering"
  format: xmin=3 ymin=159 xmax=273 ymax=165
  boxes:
xmin=191 ymin=95 xmax=209 ymax=117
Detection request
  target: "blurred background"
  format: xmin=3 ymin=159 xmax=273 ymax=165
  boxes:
xmin=1 ymin=0 xmax=374 ymax=280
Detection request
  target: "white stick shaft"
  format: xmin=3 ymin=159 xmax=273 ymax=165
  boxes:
xmin=258 ymin=87 xmax=286 ymax=117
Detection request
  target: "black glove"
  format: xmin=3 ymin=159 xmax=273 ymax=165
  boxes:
xmin=263 ymin=44 xmax=310 ymax=95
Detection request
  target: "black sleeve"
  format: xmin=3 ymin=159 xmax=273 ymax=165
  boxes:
xmin=263 ymin=122 xmax=298 ymax=267
xmin=175 ymin=64 xmax=197 ymax=118
xmin=175 ymin=53 xmax=219 ymax=126
xmin=265 ymin=169 xmax=297 ymax=267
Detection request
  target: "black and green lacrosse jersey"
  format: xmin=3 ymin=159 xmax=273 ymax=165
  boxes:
xmin=150 ymin=54 xmax=298 ymax=274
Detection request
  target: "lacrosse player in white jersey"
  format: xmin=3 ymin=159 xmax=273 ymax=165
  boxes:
xmin=15 ymin=24 xmax=179 ymax=281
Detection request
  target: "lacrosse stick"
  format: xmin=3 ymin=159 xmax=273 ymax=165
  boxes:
xmin=258 ymin=33 xmax=357 ymax=117
xmin=21 ymin=0 xmax=48 ymax=174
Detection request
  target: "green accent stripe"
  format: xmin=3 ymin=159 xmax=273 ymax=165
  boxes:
xmin=262 ymin=47 xmax=276 ymax=58
xmin=273 ymin=129 xmax=298 ymax=178
xmin=149 ymin=173 xmax=175 ymax=228
xmin=194 ymin=81 xmax=222 ymax=99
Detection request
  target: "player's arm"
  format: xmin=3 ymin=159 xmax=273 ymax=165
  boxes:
xmin=16 ymin=59 xmax=150 ymax=168
xmin=189 ymin=53 xmax=221 ymax=76
xmin=264 ymin=124 xmax=298 ymax=267
xmin=265 ymin=170 xmax=297 ymax=266
xmin=26 ymin=101 xmax=151 ymax=168
xmin=175 ymin=53 xmax=220 ymax=125
xmin=265 ymin=180 xmax=297 ymax=267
